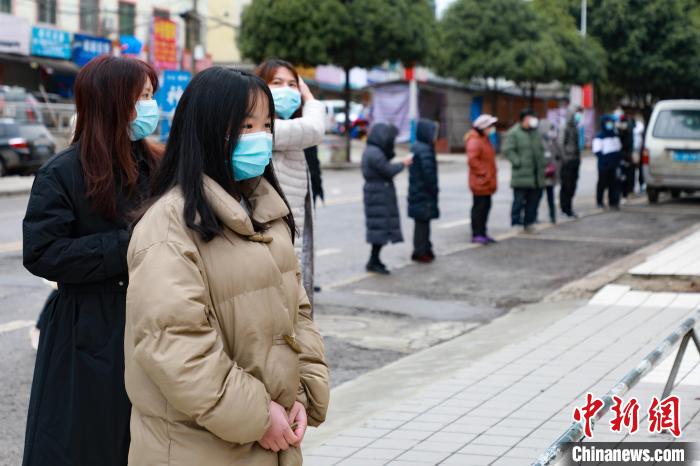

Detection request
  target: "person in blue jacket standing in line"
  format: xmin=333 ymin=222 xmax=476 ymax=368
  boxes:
xmin=593 ymin=115 xmax=623 ymax=209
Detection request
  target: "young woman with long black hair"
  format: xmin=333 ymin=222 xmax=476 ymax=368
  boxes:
xmin=124 ymin=67 xmax=329 ymax=465
xmin=22 ymin=55 xmax=160 ymax=466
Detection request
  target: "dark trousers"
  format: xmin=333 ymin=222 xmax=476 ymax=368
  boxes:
xmin=597 ymin=167 xmax=620 ymax=207
xmin=369 ymin=244 xmax=383 ymax=264
xmin=413 ymin=220 xmax=432 ymax=255
xmin=621 ymin=161 xmax=636 ymax=197
xmin=471 ymin=195 xmax=492 ymax=237
xmin=559 ymin=159 xmax=580 ymax=215
xmin=511 ymin=188 xmax=543 ymax=227
xmin=545 ymin=186 xmax=556 ymax=223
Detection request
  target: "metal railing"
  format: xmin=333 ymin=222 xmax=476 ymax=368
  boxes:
xmin=532 ymin=308 xmax=700 ymax=466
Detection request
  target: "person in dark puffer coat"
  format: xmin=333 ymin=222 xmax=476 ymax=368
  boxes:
xmin=408 ymin=119 xmax=439 ymax=263
xmin=362 ymin=123 xmax=412 ymax=274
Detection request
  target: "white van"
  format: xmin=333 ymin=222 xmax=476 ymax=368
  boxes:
xmin=644 ymin=100 xmax=700 ymax=203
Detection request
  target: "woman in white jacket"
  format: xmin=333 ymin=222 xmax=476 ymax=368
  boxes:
xmin=255 ymin=59 xmax=325 ymax=305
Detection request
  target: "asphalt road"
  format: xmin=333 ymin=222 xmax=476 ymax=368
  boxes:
xmin=2 ymin=155 xmax=699 ymax=464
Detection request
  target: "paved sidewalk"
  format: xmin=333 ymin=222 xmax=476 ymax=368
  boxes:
xmin=304 ymin=283 xmax=700 ymax=465
xmin=631 ymin=229 xmax=700 ymax=277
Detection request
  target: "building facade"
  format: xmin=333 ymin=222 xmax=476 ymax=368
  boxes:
xmin=206 ymin=0 xmax=249 ymax=66
xmin=0 ymin=0 xmax=207 ymax=97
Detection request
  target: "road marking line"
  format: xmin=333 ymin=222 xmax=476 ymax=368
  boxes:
xmin=436 ymin=219 xmax=471 ymax=230
xmin=0 ymin=241 xmax=22 ymax=254
xmin=317 ymin=248 xmax=342 ymax=257
xmin=0 ymin=320 xmax=35 ymax=334
xmin=518 ymin=235 xmax=646 ymax=246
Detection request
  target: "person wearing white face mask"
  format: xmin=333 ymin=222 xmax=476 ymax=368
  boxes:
xmin=21 ymin=55 xmax=161 ymax=466
xmin=255 ymin=59 xmax=325 ymax=306
xmin=503 ymin=108 xmax=546 ymax=233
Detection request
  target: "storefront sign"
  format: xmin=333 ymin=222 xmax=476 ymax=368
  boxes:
xmin=72 ymin=33 xmax=112 ymax=66
xmin=31 ymin=27 xmax=71 ymax=60
xmin=0 ymin=13 xmax=30 ymax=55
xmin=150 ymin=18 xmax=178 ymax=71
xmin=155 ymin=70 xmax=190 ymax=141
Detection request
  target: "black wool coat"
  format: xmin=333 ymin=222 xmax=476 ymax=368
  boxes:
xmin=22 ymin=143 xmax=150 ymax=466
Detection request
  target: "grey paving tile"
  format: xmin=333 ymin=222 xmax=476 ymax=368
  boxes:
xmin=414 ymin=440 xmax=468 ymax=453
xmin=303 ymin=455 xmax=341 ymax=466
xmin=346 ymin=448 xmax=403 ymax=461
xmin=384 ymin=430 xmax=433 ymax=441
xmin=340 ymin=427 xmax=392 ymax=439
xmin=369 ymin=437 xmax=417 ymax=451
xmin=324 ymin=436 xmax=376 ymax=448
xmin=336 ymin=459 xmax=386 ymax=466
xmin=404 ymin=421 xmax=450 ymax=432
xmin=309 ymin=445 xmax=359 ymax=458
xmin=468 ymin=433 xmax=521 ymax=448
xmin=458 ymin=443 xmax=511 ymax=457
xmin=439 ymin=453 xmax=498 ymax=465
xmin=364 ymin=418 xmax=408 ymax=430
xmin=396 ymin=449 xmax=452 ymax=464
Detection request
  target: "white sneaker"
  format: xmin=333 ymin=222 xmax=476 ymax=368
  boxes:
xmin=29 ymin=326 xmax=40 ymax=351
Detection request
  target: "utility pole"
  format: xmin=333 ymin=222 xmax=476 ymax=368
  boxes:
xmin=580 ymin=0 xmax=587 ymax=36
xmin=180 ymin=0 xmax=200 ymax=74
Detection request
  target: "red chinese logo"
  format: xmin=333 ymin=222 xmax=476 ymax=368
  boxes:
xmin=610 ymin=396 xmax=640 ymax=434
xmin=573 ymin=393 xmax=604 ymax=438
xmin=648 ymin=395 xmax=681 ymax=437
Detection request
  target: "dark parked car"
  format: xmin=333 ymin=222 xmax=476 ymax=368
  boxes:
xmin=0 ymin=120 xmax=56 ymax=176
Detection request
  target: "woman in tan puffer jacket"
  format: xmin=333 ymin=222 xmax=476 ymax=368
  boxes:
xmin=256 ymin=59 xmax=325 ymax=306
xmin=125 ymin=67 xmax=329 ymax=466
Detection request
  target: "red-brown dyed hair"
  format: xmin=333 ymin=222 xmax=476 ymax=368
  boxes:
xmin=72 ymin=55 xmax=161 ymax=219
xmin=254 ymin=58 xmax=303 ymax=119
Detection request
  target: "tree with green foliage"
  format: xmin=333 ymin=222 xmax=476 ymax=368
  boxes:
xmin=587 ymin=0 xmax=700 ymax=118
xmin=239 ymin=0 xmax=435 ymax=160
xmin=436 ymin=0 xmax=604 ymax=108
xmin=532 ymin=0 xmax=606 ymax=85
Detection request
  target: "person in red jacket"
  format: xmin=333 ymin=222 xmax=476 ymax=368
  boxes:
xmin=465 ymin=114 xmax=498 ymax=244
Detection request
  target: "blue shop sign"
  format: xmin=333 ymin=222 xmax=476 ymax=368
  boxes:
xmin=31 ymin=27 xmax=71 ymax=59
xmin=155 ymin=70 xmax=191 ymax=141
xmin=72 ymin=33 xmax=112 ymax=67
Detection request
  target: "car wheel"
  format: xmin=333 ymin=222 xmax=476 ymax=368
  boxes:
xmin=0 ymin=158 xmax=6 ymax=177
xmin=670 ymin=189 xmax=681 ymax=199
xmin=647 ymin=188 xmax=659 ymax=204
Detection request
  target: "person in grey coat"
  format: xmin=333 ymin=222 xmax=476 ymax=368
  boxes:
xmin=362 ymin=123 xmax=412 ymax=274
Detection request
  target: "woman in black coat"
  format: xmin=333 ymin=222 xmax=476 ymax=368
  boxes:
xmin=22 ymin=56 xmax=160 ymax=466
xmin=362 ymin=123 xmax=412 ymax=274
xmin=408 ymin=119 xmax=439 ymax=262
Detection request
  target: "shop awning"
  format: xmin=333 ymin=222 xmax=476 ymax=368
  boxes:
xmin=0 ymin=52 xmax=79 ymax=75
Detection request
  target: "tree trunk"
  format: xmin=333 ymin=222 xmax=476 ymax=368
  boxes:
xmin=344 ymin=67 xmax=351 ymax=163
xmin=529 ymin=84 xmax=536 ymax=108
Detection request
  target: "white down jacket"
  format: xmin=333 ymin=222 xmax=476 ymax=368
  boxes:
xmin=272 ymin=99 xmax=325 ymax=302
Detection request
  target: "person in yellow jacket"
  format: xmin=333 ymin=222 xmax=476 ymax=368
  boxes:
xmin=124 ymin=67 xmax=330 ymax=466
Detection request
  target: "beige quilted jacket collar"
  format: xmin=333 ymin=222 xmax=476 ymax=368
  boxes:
xmin=202 ymin=175 xmax=289 ymax=236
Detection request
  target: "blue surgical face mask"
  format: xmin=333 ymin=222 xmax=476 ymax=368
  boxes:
xmin=574 ymin=112 xmax=582 ymax=124
xmin=129 ymin=99 xmax=159 ymax=141
xmin=231 ymin=132 xmax=273 ymax=181
xmin=271 ymin=87 xmax=301 ymax=120
xmin=605 ymin=121 xmax=615 ymax=131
